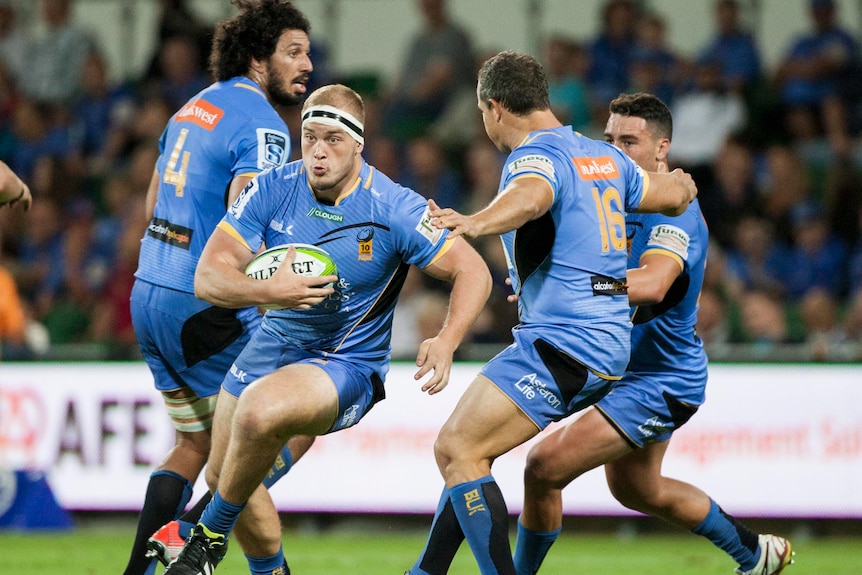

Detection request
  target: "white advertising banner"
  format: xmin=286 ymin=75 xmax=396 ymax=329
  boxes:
xmin=0 ymin=362 xmax=860 ymax=517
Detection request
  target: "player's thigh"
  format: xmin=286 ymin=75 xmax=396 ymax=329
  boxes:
xmin=605 ymin=439 xmax=670 ymax=498
xmin=437 ymin=374 xmax=539 ymax=465
xmin=238 ymin=362 xmax=339 ymax=437
xmin=526 ymin=406 xmax=630 ymax=486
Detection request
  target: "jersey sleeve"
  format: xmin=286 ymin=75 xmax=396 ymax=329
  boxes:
xmin=228 ymin=115 xmax=291 ymax=178
xmin=639 ymin=211 xmax=702 ymax=272
xmin=501 ymin=145 xmax=558 ymax=202
xmin=220 ymin=173 xmax=276 ymax=253
xmin=391 ymin=188 xmax=451 ymax=268
xmin=612 ymin=146 xmax=647 ymax=212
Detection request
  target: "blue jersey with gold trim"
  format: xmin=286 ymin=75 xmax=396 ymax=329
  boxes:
xmin=136 ymin=77 xmax=290 ymax=292
xmin=220 ymin=159 xmax=450 ymax=371
xmin=501 ymin=126 xmax=648 ymax=377
xmin=627 ymin=198 xmax=708 ymax=374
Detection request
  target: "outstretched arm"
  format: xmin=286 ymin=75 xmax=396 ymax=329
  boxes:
xmin=427 ymin=176 xmax=554 ymax=239
xmin=634 ymin=168 xmax=697 ymax=217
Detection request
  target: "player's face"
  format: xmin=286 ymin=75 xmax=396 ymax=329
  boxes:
xmin=477 ymin=84 xmax=509 ymax=153
xmin=265 ymin=29 xmax=313 ymax=107
xmin=302 ymin=122 xmax=362 ymax=200
xmin=604 ymin=113 xmax=661 ymax=171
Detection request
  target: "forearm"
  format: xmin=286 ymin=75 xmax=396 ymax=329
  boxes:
xmin=437 ymin=266 xmax=493 ymax=348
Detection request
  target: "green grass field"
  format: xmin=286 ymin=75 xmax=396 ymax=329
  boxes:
xmin=2 ymin=515 xmax=861 ymax=575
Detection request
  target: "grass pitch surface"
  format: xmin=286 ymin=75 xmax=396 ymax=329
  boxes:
xmin=0 ymin=517 xmax=859 ymax=574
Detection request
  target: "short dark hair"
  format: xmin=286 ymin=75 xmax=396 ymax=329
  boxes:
xmin=608 ymin=92 xmax=673 ymax=140
xmin=477 ymin=50 xmax=550 ymax=116
xmin=209 ymin=0 xmax=311 ymax=81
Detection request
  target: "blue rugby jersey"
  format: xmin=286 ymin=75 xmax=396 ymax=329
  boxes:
xmin=626 ymin=198 xmax=709 ymax=375
xmin=136 ymin=77 xmax=291 ymax=292
xmin=218 ymin=160 xmax=451 ymax=373
xmin=500 ymin=127 xmax=648 ymax=377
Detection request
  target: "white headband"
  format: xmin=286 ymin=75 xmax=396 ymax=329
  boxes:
xmin=301 ymin=104 xmax=365 ymax=144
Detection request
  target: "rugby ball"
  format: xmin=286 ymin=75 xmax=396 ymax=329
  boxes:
xmin=245 ymin=243 xmax=337 ymax=308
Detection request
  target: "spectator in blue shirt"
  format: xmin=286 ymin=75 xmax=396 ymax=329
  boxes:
xmin=698 ymin=0 xmax=762 ymax=95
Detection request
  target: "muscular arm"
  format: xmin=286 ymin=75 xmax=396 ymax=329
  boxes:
xmin=626 ymin=251 xmax=683 ymax=305
xmin=194 ymin=227 xmax=335 ymax=310
xmin=634 ymin=168 xmax=697 ymax=217
xmin=429 ymin=177 xmax=554 ymax=239
xmin=412 ymin=236 xmax=492 ymax=394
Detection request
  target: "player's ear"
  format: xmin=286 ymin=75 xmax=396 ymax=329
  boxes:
xmin=355 ymin=142 xmax=364 ymax=156
xmin=489 ymin=99 xmax=504 ymax=122
xmin=656 ymin=138 xmax=671 ymax=164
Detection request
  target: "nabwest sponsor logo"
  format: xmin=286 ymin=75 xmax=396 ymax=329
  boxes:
xmin=573 ymin=156 xmax=619 ymax=180
xmin=176 ymin=99 xmax=224 ymax=131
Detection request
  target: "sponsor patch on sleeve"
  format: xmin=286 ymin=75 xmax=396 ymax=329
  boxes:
xmin=257 ymin=129 xmax=289 ymax=170
xmin=647 ymin=224 xmax=690 ymax=260
xmin=229 ymin=178 xmax=259 ymax=219
xmin=507 ymin=154 xmax=556 ymax=182
xmin=415 ymin=207 xmax=444 ymax=244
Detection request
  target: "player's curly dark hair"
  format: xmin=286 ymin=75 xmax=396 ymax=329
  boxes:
xmin=477 ymin=51 xmax=550 ymax=116
xmin=209 ymin=0 xmax=311 ymax=81
xmin=609 ymin=93 xmax=673 ymax=141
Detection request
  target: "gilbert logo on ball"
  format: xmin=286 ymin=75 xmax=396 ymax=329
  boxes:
xmin=245 ymin=244 xmax=338 ymax=308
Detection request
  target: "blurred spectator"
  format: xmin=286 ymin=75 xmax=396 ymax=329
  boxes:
xmin=699 ymin=135 xmax=762 ymax=248
xmin=15 ymin=197 xmax=65 ymax=318
xmin=148 ymin=34 xmax=209 ymax=113
xmin=695 ymin=286 xmax=730 ymax=345
xmin=698 ymin=0 xmax=762 ymax=95
xmin=629 ymin=12 xmax=679 ymax=106
xmin=400 ymin=135 xmax=463 ymax=210
xmin=587 ymin=0 xmax=637 ymax=117
xmin=391 ymin=266 xmax=448 ymax=360
xmin=736 ymin=288 xmax=793 ymax=345
xmin=87 ymin=193 xmax=146 ymax=357
xmin=461 ymin=136 xmax=505 ymax=215
xmin=0 ymin=61 xmax=19 ymax=163
xmin=724 ymin=215 xmax=786 ymax=298
xmin=778 ymin=198 xmax=848 ymax=300
xmin=0 ymin=1 xmax=27 ymax=82
xmin=773 ymin=0 xmax=859 ymax=157
xmin=544 ymin=35 xmax=592 ymax=133
xmin=798 ymin=287 xmax=845 ymax=360
xmin=382 ymin=0 xmax=475 ymax=142
xmin=0 ymin=232 xmax=25 ymax=359
xmin=143 ymin=0 xmax=212 ymax=84
xmin=20 ymin=0 xmax=94 ymax=105
xmin=72 ymin=49 xmax=137 ymax=177
xmin=9 ymin=99 xmax=80 ymax=183
xmin=757 ymin=144 xmax=812 ymax=242
xmin=669 ymin=56 xmax=746 ymax=184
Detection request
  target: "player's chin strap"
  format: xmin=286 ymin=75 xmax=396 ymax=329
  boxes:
xmin=301 ymin=105 xmax=365 ymax=144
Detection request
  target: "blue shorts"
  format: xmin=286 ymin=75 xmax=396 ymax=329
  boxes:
xmin=131 ymin=280 xmax=261 ymax=397
xmin=595 ymin=369 xmax=706 ymax=448
xmin=221 ymin=323 xmax=385 ymax=434
xmin=480 ymin=328 xmax=618 ymax=430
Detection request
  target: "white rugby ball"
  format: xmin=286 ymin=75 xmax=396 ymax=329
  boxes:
xmin=245 ymin=243 xmax=337 ymax=309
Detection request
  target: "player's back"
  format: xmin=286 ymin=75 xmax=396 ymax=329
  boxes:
xmin=627 ymin=198 xmax=708 ymax=374
xmin=136 ymin=77 xmax=290 ymax=293
xmin=501 ymin=127 xmax=647 ymax=376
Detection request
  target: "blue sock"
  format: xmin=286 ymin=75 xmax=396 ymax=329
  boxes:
xmin=692 ymin=500 xmax=759 ymax=570
xmin=262 ymin=445 xmax=295 ymax=489
xmin=246 ymin=546 xmax=287 ymax=575
xmin=512 ymin=519 xmax=561 ymax=575
xmin=410 ymin=486 xmax=464 ymax=575
xmin=450 ymin=476 xmax=515 ymax=575
xmin=199 ymin=489 xmax=247 ymax=537
xmin=177 ymin=520 xmax=194 ymax=539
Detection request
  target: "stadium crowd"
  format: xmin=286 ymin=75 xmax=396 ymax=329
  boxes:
xmin=1 ymin=0 xmax=862 ymax=363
